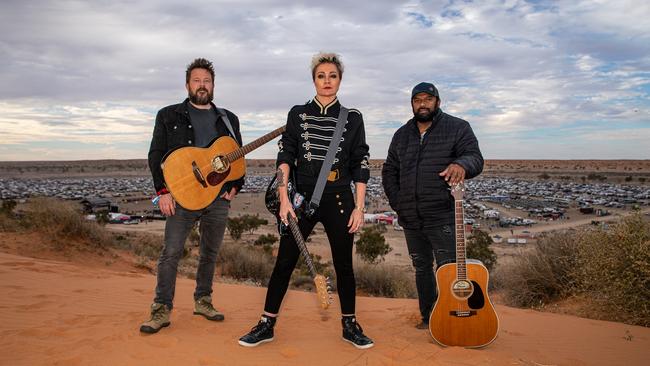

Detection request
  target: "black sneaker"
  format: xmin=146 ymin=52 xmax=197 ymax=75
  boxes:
xmin=238 ymin=316 xmax=275 ymax=347
xmin=342 ymin=316 xmax=374 ymax=349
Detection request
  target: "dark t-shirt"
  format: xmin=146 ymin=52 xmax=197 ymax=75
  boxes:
xmin=188 ymin=103 xmax=219 ymax=147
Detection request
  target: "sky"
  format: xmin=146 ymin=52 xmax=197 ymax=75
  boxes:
xmin=0 ymin=0 xmax=649 ymax=161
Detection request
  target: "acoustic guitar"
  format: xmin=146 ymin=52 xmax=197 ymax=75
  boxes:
xmin=265 ymin=169 xmax=332 ymax=310
xmin=161 ymin=126 xmax=285 ymax=210
xmin=429 ymin=182 xmax=499 ymax=348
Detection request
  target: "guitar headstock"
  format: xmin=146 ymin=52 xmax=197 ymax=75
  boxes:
xmin=313 ymin=274 xmax=332 ymax=310
xmin=450 ymin=182 xmax=465 ymax=201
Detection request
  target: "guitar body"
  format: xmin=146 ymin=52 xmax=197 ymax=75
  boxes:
xmin=162 ymin=136 xmax=245 ymax=211
xmin=429 ymin=259 xmax=499 ymax=348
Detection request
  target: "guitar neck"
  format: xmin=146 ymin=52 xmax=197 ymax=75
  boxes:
xmin=455 ymin=198 xmax=467 ymax=281
xmin=225 ymin=126 xmax=286 ymax=162
xmin=287 ymin=216 xmax=318 ymax=278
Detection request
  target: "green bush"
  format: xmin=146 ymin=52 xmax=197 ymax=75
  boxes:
xmin=226 ymin=217 xmax=246 ymax=241
xmin=254 ymin=233 xmax=278 ymax=246
xmin=355 ymin=225 xmax=392 ymax=264
xmin=467 ymin=230 xmax=497 ymax=271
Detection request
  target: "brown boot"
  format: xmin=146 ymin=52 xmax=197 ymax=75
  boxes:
xmin=140 ymin=303 xmax=171 ymax=334
xmin=193 ymin=296 xmax=225 ymax=321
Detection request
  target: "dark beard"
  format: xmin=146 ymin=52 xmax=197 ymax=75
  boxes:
xmin=189 ymin=87 xmax=213 ymax=105
xmin=413 ymin=107 xmax=436 ymax=122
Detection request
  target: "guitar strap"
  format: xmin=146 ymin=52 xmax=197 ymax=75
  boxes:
xmin=305 ymin=106 xmax=348 ymax=216
xmin=216 ymin=107 xmax=238 ymax=144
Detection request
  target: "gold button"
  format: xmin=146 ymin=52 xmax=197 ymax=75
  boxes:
xmin=338 ymin=202 xmax=342 ymax=206
xmin=340 ymin=209 xmax=344 ymax=214
xmin=336 ymin=194 xmax=340 ymax=198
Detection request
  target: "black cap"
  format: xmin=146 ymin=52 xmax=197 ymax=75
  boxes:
xmin=411 ymin=82 xmax=439 ymax=99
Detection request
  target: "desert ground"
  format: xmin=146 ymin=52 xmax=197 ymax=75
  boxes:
xmin=1 ymin=249 xmax=649 ymax=366
xmin=1 ymin=159 xmax=649 ymax=365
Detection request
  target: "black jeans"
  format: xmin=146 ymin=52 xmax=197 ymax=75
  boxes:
xmin=264 ymin=189 xmax=356 ymax=315
xmin=153 ymin=198 xmax=230 ymax=309
xmin=403 ymin=225 xmax=456 ymax=322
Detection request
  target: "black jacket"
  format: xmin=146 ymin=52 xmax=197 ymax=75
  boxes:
xmin=276 ymin=98 xmax=370 ymax=192
xmin=381 ymin=108 xmax=483 ymax=229
xmin=148 ymin=98 xmax=244 ymax=196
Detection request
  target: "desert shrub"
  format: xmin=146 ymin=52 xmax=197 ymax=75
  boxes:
xmin=242 ymin=214 xmax=268 ymax=234
xmin=218 ymin=242 xmax=273 ymax=284
xmin=295 ymin=253 xmax=332 ymax=279
xmin=466 ymin=230 xmax=497 ymax=271
xmin=0 ymin=199 xmax=20 ymax=232
xmin=575 ymin=214 xmax=650 ymax=326
xmin=21 ymin=197 xmax=112 ymax=248
xmin=1 ymin=199 xmax=17 ymax=214
xmin=355 ymin=263 xmax=416 ymax=298
xmin=493 ymin=232 xmax=577 ymax=307
xmin=356 ymin=225 xmax=392 ymax=264
xmin=254 ymin=233 xmax=278 ymax=246
xmin=494 ymin=214 xmax=650 ymax=326
xmin=226 ymin=217 xmax=246 ymax=241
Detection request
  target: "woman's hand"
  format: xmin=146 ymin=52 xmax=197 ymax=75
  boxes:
xmin=279 ymin=198 xmax=297 ymax=226
xmin=347 ymin=207 xmax=364 ymax=233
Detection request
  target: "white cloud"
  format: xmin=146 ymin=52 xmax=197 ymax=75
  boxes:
xmin=0 ymin=0 xmax=648 ymax=160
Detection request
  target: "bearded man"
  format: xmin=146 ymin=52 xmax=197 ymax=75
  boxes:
xmin=381 ymin=82 xmax=484 ymax=330
xmin=140 ymin=58 xmax=244 ymax=334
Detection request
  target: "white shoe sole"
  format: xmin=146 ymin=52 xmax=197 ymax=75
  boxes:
xmin=238 ymin=337 xmax=274 ymax=347
xmin=342 ymin=337 xmax=374 ymax=349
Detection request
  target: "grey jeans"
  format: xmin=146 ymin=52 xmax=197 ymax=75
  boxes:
xmin=403 ymin=225 xmax=456 ymax=322
xmin=154 ymin=198 xmax=229 ymax=309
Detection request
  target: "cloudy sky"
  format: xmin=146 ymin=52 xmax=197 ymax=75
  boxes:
xmin=1 ymin=0 xmax=648 ymax=161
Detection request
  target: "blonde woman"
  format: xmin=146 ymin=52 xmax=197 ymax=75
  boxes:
xmin=239 ymin=53 xmax=373 ymax=349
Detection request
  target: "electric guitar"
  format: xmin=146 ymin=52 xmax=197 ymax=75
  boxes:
xmin=265 ymin=170 xmax=332 ymax=310
xmin=161 ymin=126 xmax=285 ymax=210
xmin=429 ymin=182 xmax=499 ymax=348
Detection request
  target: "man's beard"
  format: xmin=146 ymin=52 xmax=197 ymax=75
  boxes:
xmin=189 ymin=87 xmax=213 ymax=105
xmin=413 ymin=107 xmax=436 ymax=122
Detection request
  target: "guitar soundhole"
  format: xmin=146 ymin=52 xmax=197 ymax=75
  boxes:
xmin=206 ymin=169 xmax=230 ymax=186
xmin=452 ymin=280 xmax=474 ymax=299
xmin=211 ymin=156 xmax=230 ymax=173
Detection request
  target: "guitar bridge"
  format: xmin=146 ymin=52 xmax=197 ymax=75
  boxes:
xmin=449 ymin=310 xmax=477 ymax=317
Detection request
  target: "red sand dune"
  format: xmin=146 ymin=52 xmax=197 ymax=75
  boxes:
xmin=0 ymin=251 xmax=648 ymax=366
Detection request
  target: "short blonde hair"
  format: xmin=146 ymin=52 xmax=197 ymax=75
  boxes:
xmin=310 ymin=52 xmax=344 ymax=80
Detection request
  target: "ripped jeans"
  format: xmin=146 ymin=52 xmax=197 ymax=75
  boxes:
xmin=403 ymin=226 xmax=456 ymax=322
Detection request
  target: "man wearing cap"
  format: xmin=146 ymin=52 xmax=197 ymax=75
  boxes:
xmin=381 ymin=82 xmax=483 ymax=329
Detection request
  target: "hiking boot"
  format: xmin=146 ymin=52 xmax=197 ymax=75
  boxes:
xmin=415 ymin=320 xmax=429 ymax=330
xmin=342 ymin=316 xmax=374 ymax=349
xmin=193 ymin=296 xmax=225 ymax=321
xmin=140 ymin=303 xmax=171 ymax=334
xmin=238 ymin=315 xmax=276 ymax=347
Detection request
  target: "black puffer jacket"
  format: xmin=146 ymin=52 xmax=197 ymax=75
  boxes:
xmin=148 ymin=98 xmax=244 ymax=196
xmin=381 ymin=108 xmax=483 ymax=229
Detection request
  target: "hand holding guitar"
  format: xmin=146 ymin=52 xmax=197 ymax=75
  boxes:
xmin=439 ymin=163 xmax=466 ymax=185
xmin=277 ymin=163 xmax=297 ymax=226
xmin=159 ymin=193 xmax=176 ymax=216
xmin=220 ymin=186 xmax=238 ymax=201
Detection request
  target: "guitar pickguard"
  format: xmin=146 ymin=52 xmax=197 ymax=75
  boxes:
xmin=206 ymin=168 xmax=230 ymax=186
xmin=467 ymin=281 xmax=486 ymax=309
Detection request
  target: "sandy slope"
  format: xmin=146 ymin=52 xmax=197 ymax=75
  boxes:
xmin=0 ymin=252 xmax=648 ymax=366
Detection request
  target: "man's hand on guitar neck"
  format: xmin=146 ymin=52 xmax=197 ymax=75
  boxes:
xmin=159 ymin=193 xmax=176 ymax=216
